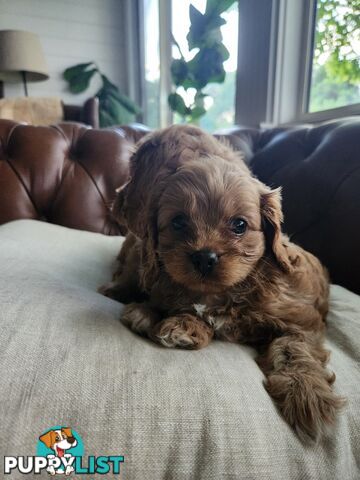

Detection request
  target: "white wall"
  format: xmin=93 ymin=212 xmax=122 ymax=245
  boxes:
xmin=0 ymin=0 xmax=127 ymax=104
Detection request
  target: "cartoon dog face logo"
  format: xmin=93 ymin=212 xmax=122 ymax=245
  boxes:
xmin=39 ymin=428 xmax=77 ymax=475
xmin=39 ymin=428 xmax=77 ymax=457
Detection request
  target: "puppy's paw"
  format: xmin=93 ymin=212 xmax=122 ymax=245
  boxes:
xmin=150 ymin=315 xmax=214 ymax=350
xmin=121 ymin=303 xmax=160 ymax=336
xmin=266 ymin=371 xmax=345 ymax=442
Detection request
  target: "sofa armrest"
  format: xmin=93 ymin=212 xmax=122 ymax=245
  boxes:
xmin=63 ymin=97 xmax=100 ymax=128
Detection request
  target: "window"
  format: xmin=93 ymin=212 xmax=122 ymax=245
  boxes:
xmin=308 ymin=0 xmax=360 ymax=113
xmin=141 ymin=0 xmax=358 ymax=129
xmin=231 ymin=0 xmax=360 ymax=127
xmin=142 ymin=0 xmax=239 ymax=130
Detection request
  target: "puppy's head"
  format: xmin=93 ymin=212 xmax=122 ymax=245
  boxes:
xmin=114 ymin=125 xmax=292 ymax=293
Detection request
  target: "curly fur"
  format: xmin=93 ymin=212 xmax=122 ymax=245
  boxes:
xmin=100 ymin=124 xmax=345 ymax=442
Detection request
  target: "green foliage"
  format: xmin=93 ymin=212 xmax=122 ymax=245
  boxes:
xmin=168 ymin=0 xmax=236 ymax=123
xmin=310 ymin=0 xmax=360 ymax=111
xmin=199 ymin=71 xmax=236 ymax=130
xmin=63 ymin=63 xmax=141 ymax=127
xmin=168 ymin=92 xmax=191 ymax=116
xmin=310 ymin=64 xmax=359 ymax=111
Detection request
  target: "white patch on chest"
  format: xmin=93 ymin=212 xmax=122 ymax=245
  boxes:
xmin=193 ymin=303 xmax=207 ymax=317
xmin=192 ymin=303 xmax=226 ymax=331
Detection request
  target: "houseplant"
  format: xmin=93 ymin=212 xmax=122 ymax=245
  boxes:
xmin=168 ymin=0 xmax=237 ymax=123
xmin=63 ymin=62 xmax=141 ymax=127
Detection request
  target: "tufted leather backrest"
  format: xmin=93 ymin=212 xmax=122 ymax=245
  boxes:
xmin=0 ymin=120 xmax=138 ymax=235
xmin=0 ymin=118 xmax=359 ymax=293
xmin=217 ymin=118 xmax=360 ymax=294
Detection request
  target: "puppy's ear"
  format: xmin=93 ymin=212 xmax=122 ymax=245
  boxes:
xmin=112 ymin=179 xmax=131 ymax=230
xmin=113 ymin=132 xmax=168 ymax=238
xmin=260 ymin=187 xmax=293 ymax=273
xmin=113 ymin=131 xmax=173 ymax=291
xmin=61 ymin=427 xmax=72 ymax=438
xmin=139 ymin=210 xmax=159 ymax=291
xmin=112 ymin=125 xmax=208 ymax=238
xmin=39 ymin=431 xmax=55 ymax=449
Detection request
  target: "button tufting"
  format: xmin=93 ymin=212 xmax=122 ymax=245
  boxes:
xmin=0 ymin=120 xmax=138 ymax=235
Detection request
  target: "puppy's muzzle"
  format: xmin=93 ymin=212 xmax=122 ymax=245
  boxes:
xmin=190 ymin=250 xmax=218 ymax=276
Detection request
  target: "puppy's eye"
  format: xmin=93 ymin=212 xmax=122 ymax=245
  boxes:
xmin=230 ymin=218 xmax=247 ymax=235
xmin=171 ymin=215 xmax=187 ymax=231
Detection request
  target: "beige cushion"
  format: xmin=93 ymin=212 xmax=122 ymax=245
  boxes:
xmin=0 ymin=220 xmax=359 ymax=479
xmin=0 ymin=97 xmax=63 ymax=125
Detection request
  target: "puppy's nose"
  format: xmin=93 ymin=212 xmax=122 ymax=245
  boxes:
xmin=191 ymin=250 xmax=219 ymax=276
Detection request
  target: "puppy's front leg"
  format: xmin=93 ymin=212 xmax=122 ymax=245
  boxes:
xmin=257 ymin=331 xmax=345 ymax=442
xmin=121 ymin=304 xmax=214 ymax=349
xmin=121 ymin=302 xmax=161 ymax=336
xmin=150 ymin=314 xmax=214 ymax=350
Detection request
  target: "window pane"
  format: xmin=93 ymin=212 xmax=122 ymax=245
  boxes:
xmin=309 ymin=0 xmax=360 ymax=112
xmin=171 ymin=0 xmax=238 ymax=130
xmin=143 ymin=0 xmax=160 ymax=128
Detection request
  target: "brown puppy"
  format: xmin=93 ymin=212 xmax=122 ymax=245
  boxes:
xmin=100 ymin=124 xmax=344 ymax=442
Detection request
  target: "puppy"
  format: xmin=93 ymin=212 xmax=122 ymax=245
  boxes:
xmin=100 ymin=124 xmax=344 ymax=442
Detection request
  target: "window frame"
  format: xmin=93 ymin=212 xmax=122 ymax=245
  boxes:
xmin=267 ymin=0 xmax=360 ymax=125
xmin=139 ymin=0 xmax=172 ymax=127
xmin=122 ymin=0 xmax=145 ymax=123
xmin=158 ymin=0 xmax=173 ymax=127
xmin=237 ymin=0 xmax=360 ymax=128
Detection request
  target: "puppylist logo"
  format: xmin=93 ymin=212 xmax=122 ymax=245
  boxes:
xmin=4 ymin=426 xmax=124 ymax=476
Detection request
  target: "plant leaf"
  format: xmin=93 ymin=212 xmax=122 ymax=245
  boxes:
xmin=108 ymin=90 xmax=141 ymax=115
xmin=101 ymin=74 xmax=119 ymax=92
xmin=99 ymin=75 xmax=141 ymax=115
xmin=168 ymin=93 xmax=191 ymax=116
xmin=171 ymin=59 xmax=189 ymax=86
xmin=205 ymin=0 xmax=237 ymax=16
xmin=106 ymin=95 xmax=126 ymax=123
xmin=68 ymin=69 xmax=97 ymax=93
xmin=187 ymin=4 xmax=207 ymax=50
xmin=190 ymin=105 xmax=206 ymax=119
xmin=187 ymin=8 xmax=225 ymax=49
xmin=187 ymin=46 xmax=226 ymax=88
xmin=99 ymin=108 xmax=116 ymax=128
xmin=63 ymin=62 xmax=95 ymax=81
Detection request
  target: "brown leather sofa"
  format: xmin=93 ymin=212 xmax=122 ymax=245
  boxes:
xmin=0 ymin=117 xmax=359 ymax=294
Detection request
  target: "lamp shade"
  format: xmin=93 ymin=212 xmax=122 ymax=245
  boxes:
xmin=0 ymin=30 xmax=49 ymax=82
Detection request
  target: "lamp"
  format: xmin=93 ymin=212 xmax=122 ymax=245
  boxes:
xmin=0 ymin=30 xmax=49 ymax=97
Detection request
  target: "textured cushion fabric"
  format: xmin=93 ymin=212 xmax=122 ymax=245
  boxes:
xmin=0 ymin=220 xmax=359 ymax=480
